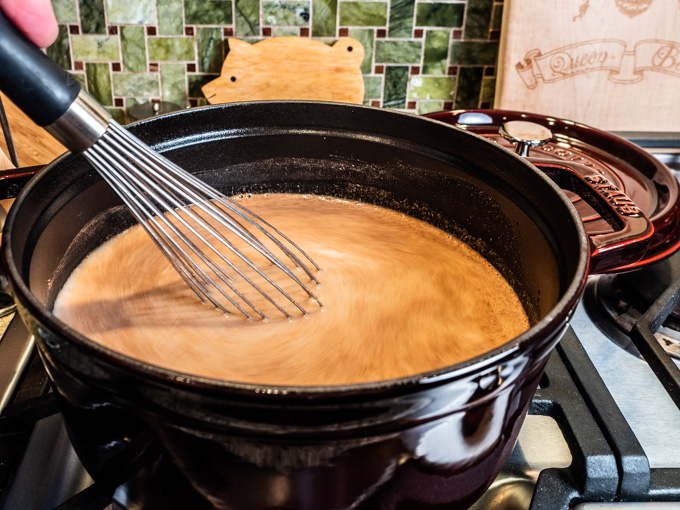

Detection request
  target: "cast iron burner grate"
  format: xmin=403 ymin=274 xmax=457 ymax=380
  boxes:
xmin=586 ymin=253 xmax=680 ymax=360
xmin=0 ymin=355 xmax=54 ymax=503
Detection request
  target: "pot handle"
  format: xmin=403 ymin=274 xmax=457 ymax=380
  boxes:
xmin=526 ymin=157 xmax=654 ymax=274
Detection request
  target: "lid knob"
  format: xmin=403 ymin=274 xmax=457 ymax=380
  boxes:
xmin=500 ymin=120 xmax=553 ymax=157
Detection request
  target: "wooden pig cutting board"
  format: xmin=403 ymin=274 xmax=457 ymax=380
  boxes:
xmin=495 ymin=0 xmax=680 ymax=132
xmin=203 ymin=37 xmax=365 ymax=105
xmin=0 ymin=92 xmax=65 ymax=167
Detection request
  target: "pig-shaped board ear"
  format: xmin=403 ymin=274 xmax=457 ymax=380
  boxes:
xmin=332 ymin=37 xmax=365 ymax=67
xmin=224 ymin=37 xmax=252 ymax=58
xmin=202 ymin=36 xmax=365 ymax=105
xmin=220 ymin=38 xmax=249 ymax=83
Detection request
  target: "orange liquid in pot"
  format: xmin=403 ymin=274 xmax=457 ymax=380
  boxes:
xmin=53 ymin=194 xmax=529 ymax=386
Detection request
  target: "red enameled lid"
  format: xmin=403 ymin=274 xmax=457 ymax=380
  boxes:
xmin=425 ymin=109 xmax=680 ymax=273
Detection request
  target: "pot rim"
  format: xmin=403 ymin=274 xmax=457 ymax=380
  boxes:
xmin=1 ymin=101 xmax=591 ymax=398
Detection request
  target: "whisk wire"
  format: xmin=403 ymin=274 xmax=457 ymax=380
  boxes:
xmin=185 ymin=177 xmax=321 ymax=282
xmin=212 ymin=197 xmax=321 ymax=283
xmin=90 ymin=141 xmax=289 ymax=319
xmin=101 ymin=128 xmax=309 ymax=318
xmin=86 ymin=147 xmax=261 ymax=319
xmin=88 ymin=147 xmax=274 ymax=319
xmin=110 ymin=126 xmax=320 ymax=297
xmin=82 ymin=121 xmax=320 ymax=319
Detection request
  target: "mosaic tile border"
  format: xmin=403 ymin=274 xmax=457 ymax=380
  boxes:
xmin=48 ymin=0 xmax=503 ymax=123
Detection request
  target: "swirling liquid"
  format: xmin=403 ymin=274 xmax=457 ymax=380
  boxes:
xmin=53 ymin=194 xmax=529 ymax=386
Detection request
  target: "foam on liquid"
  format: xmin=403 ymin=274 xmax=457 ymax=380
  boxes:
xmin=53 ymin=194 xmax=529 ymax=386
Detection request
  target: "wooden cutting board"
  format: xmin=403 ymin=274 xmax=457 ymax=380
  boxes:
xmin=0 ymin=93 xmax=66 ymax=220
xmin=203 ymin=37 xmax=365 ymax=105
xmin=495 ymin=0 xmax=680 ymax=132
xmin=0 ymin=92 xmax=65 ymax=167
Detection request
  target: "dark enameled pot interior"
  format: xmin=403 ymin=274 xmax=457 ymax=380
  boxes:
xmin=1 ymin=102 xmax=588 ymax=509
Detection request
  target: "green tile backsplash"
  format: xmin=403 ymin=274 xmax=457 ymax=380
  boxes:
xmin=384 ymin=65 xmax=409 ymax=108
xmin=46 ymin=25 xmax=72 ymax=70
xmin=121 ymin=26 xmax=147 ymax=71
xmin=71 ymin=35 xmax=120 ymax=61
xmin=312 ymin=0 xmax=337 ymax=36
xmin=454 ymin=66 xmax=484 ymax=109
xmin=464 ymin=0 xmax=493 ymax=39
xmin=113 ymin=72 xmax=161 ymax=97
xmin=197 ymin=27 xmax=224 ymax=73
xmin=340 ymin=2 xmax=387 ymax=27
xmin=148 ymin=36 xmax=195 ymax=61
xmin=416 ymin=3 xmax=464 ymax=28
xmin=79 ymin=0 xmax=107 ymax=34
xmin=423 ymin=29 xmax=449 ymax=75
xmin=408 ymin=76 xmax=455 ymax=101
xmin=86 ymin=62 xmax=113 ymax=105
xmin=388 ymin=0 xmax=414 ymax=38
xmin=158 ymin=0 xmax=184 ymax=34
xmin=48 ymin=0 xmax=503 ymax=119
xmin=107 ymin=0 xmax=158 ymax=24
xmin=53 ymin=0 xmax=78 ymax=24
xmin=160 ymin=62 xmax=188 ymax=104
xmin=186 ymin=0 xmax=233 ymax=25
xmin=375 ymin=40 xmax=421 ymax=64
xmin=235 ymin=0 xmax=260 ymax=36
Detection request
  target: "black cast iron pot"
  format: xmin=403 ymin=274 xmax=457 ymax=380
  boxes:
xmin=0 ymin=101 xmax=652 ymax=509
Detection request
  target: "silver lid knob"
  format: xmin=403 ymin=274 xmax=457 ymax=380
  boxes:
xmin=500 ymin=120 xmax=553 ymax=157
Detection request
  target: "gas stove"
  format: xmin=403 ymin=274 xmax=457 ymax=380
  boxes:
xmin=0 ymin=145 xmax=679 ymax=510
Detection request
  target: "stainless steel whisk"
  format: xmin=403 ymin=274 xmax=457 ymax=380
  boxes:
xmin=86 ymin=110 xmax=322 ymax=319
xmin=0 ymin=11 xmax=320 ymax=319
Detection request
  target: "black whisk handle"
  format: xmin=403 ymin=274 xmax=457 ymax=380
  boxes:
xmin=0 ymin=8 xmax=81 ymax=127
